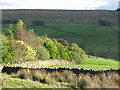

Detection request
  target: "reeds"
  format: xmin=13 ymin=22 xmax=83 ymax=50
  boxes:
xmin=14 ymin=69 xmax=119 ymax=88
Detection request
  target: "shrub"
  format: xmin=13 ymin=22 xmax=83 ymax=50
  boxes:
xmin=14 ymin=40 xmax=36 ymax=61
xmin=44 ymin=38 xmax=73 ymax=61
xmin=56 ymin=39 xmax=69 ymax=47
xmin=35 ymin=46 xmax=50 ymax=60
xmin=1 ymin=34 xmax=16 ymax=63
xmin=44 ymin=38 xmax=60 ymax=59
xmin=16 ymin=20 xmax=44 ymax=50
xmin=4 ymin=24 xmax=16 ymax=40
xmin=55 ymin=41 xmax=72 ymax=61
xmin=17 ymin=69 xmax=32 ymax=80
xmin=69 ymin=43 xmax=86 ymax=64
xmin=77 ymin=78 xmax=87 ymax=89
xmin=15 ymin=20 xmax=25 ymax=40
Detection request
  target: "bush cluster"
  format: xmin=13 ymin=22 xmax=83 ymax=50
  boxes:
xmin=35 ymin=46 xmax=50 ymax=60
xmin=2 ymin=20 xmax=86 ymax=64
xmin=1 ymin=34 xmax=16 ymax=63
xmin=44 ymin=38 xmax=60 ymax=59
xmin=14 ymin=40 xmax=36 ymax=61
xmin=69 ymin=43 xmax=85 ymax=64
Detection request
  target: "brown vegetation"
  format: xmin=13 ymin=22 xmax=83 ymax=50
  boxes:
xmin=2 ymin=67 xmax=119 ymax=88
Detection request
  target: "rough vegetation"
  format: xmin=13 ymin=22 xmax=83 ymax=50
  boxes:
xmin=1 ymin=20 xmax=85 ymax=64
xmin=1 ymin=16 xmax=119 ymax=88
xmin=2 ymin=68 xmax=119 ymax=88
xmin=2 ymin=10 xmax=118 ymax=59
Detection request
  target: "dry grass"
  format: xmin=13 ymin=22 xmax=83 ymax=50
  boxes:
xmin=78 ymin=72 xmax=119 ymax=88
xmin=5 ymin=59 xmax=74 ymax=68
xmin=12 ymin=69 xmax=119 ymax=88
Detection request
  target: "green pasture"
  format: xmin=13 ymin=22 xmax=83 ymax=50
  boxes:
xmin=48 ymin=58 xmax=119 ymax=70
xmin=27 ymin=23 xmax=118 ymax=59
xmin=47 ymin=57 xmax=119 ymax=70
xmin=2 ymin=22 xmax=118 ymax=59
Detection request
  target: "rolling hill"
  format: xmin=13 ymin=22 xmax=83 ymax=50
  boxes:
xmin=2 ymin=9 xmax=118 ymax=59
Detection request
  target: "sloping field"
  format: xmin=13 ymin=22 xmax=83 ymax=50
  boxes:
xmin=2 ymin=9 xmax=117 ymax=23
xmin=2 ymin=10 xmax=118 ymax=59
xmin=1 ymin=74 xmax=61 ymax=88
xmin=25 ymin=23 xmax=118 ymax=59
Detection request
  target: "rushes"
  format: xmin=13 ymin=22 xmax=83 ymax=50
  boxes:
xmin=17 ymin=69 xmax=56 ymax=85
xmin=15 ymin=69 xmax=119 ymax=88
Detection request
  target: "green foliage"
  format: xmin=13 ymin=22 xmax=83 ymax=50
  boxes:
xmin=44 ymin=38 xmax=60 ymax=59
xmin=69 ymin=43 xmax=85 ymax=64
xmin=55 ymin=41 xmax=72 ymax=61
xmin=4 ymin=24 xmax=17 ymax=40
xmin=48 ymin=57 xmax=118 ymax=70
xmin=1 ymin=20 xmax=85 ymax=64
xmin=35 ymin=46 xmax=50 ymax=60
xmin=17 ymin=19 xmax=24 ymax=28
xmin=1 ymin=34 xmax=16 ymax=63
xmin=44 ymin=38 xmax=72 ymax=61
xmin=22 ymin=22 xmax=118 ymax=59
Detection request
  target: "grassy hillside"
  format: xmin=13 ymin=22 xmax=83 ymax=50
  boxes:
xmin=25 ymin=23 xmax=118 ymax=58
xmin=2 ymin=10 xmax=118 ymax=59
xmin=47 ymin=57 xmax=118 ymax=70
xmin=1 ymin=74 xmax=62 ymax=88
xmin=1 ymin=13 xmax=119 ymax=88
xmin=3 ymin=22 xmax=118 ymax=59
xmin=2 ymin=10 xmax=117 ymax=23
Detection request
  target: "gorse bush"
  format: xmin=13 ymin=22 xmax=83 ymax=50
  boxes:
xmin=14 ymin=40 xmax=36 ymax=61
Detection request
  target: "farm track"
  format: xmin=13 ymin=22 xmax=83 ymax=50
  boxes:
xmin=2 ymin=66 xmax=120 ymax=76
